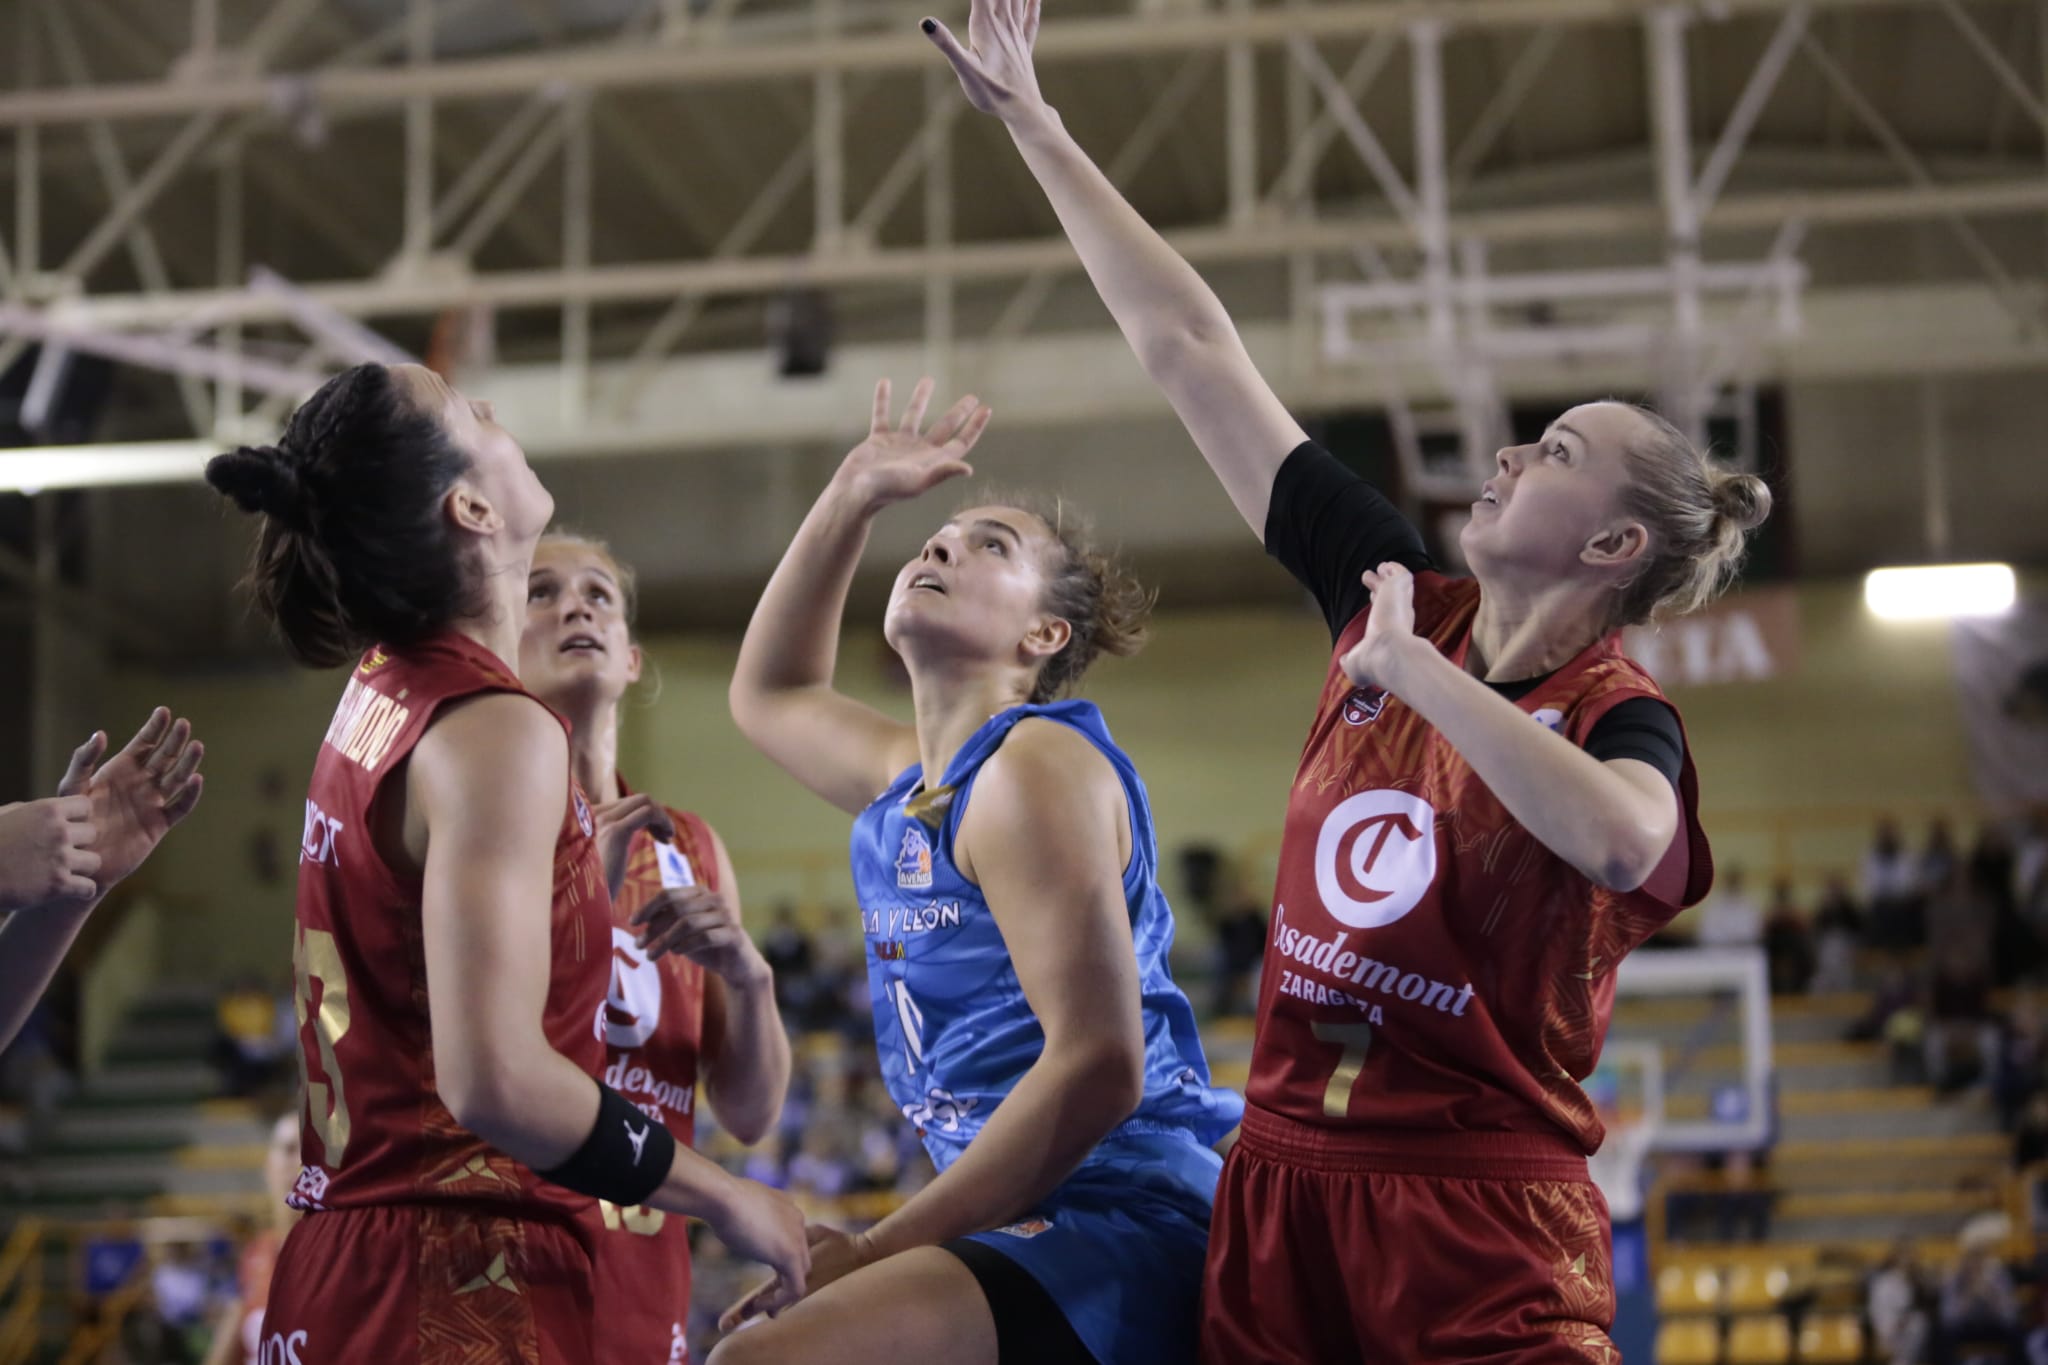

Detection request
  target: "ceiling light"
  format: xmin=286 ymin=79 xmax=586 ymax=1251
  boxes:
xmin=1863 ymin=563 xmax=2016 ymax=621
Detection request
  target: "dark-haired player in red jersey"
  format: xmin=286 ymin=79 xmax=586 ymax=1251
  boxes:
xmin=924 ymin=4 xmax=1772 ymax=1358
xmin=522 ymin=532 xmax=791 ymax=1365
xmin=207 ymin=361 xmax=806 ymax=1364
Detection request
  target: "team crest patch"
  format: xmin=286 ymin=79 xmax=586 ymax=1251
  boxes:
xmin=1531 ymin=707 xmax=1565 ymax=732
xmin=1341 ymin=685 xmax=1389 ymax=726
xmin=897 ymin=826 xmax=934 ymax=890
xmin=993 ymin=1216 xmax=1054 ymax=1239
xmin=573 ymin=789 xmax=595 ymax=838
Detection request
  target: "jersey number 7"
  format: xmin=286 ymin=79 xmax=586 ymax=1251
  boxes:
xmin=1311 ymin=1019 xmax=1374 ymax=1120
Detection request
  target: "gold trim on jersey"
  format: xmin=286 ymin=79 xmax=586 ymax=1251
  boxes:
xmin=904 ymin=784 xmax=957 ymax=830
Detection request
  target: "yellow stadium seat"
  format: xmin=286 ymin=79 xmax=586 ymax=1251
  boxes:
xmin=1658 ymin=1262 xmax=1725 ymax=1314
xmin=1723 ymin=1262 xmax=1793 ymax=1312
xmin=1656 ymin=1316 xmax=1722 ymax=1365
xmin=1797 ymin=1313 xmax=1864 ymax=1364
xmin=1726 ymin=1314 xmax=1793 ymax=1365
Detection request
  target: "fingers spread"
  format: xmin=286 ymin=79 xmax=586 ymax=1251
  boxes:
xmin=926 ymin=393 xmax=982 ymax=444
xmin=163 ymin=775 xmax=204 ymax=825
xmin=117 ymin=708 xmax=171 ymax=764
xmin=871 ymin=377 xmax=893 ymax=434
xmin=145 ymin=718 xmax=193 ymax=779
xmin=58 ymin=732 xmax=106 ymax=798
xmin=952 ymin=404 xmax=994 ymax=455
xmin=900 ymin=376 xmax=937 ymax=434
xmin=160 ymin=740 xmax=204 ymax=796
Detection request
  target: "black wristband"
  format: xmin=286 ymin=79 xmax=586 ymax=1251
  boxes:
xmin=538 ymin=1084 xmax=676 ymax=1207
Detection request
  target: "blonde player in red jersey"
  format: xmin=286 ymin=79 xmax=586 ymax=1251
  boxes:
xmin=206 ymin=362 xmax=806 ymax=1365
xmin=924 ymin=3 xmax=1769 ymax=1359
xmin=520 ymin=532 xmax=791 ymax=1365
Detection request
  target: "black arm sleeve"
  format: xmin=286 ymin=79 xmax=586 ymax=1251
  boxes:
xmin=1582 ymin=697 xmax=1684 ymax=790
xmin=1262 ymin=441 xmax=1434 ymax=642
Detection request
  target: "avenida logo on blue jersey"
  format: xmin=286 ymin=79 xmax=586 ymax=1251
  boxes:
xmin=897 ymin=825 xmax=934 ymax=890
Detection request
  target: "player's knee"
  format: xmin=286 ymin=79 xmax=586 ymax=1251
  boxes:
xmin=705 ymin=1322 xmax=787 ymax=1365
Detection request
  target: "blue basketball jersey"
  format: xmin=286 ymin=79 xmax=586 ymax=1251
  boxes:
xmin=850 ymin=700 xmax=1242 ymax=1191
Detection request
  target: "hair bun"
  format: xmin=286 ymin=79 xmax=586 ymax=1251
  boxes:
xmin=1712 ymin=471 xmax=1773 ymax=533
xmin=206 ymin=445 xmax=308 ymax=529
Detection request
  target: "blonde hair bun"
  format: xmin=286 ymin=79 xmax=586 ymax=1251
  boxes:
xmin=1711 ymin=471 xmax=1773 ymax=533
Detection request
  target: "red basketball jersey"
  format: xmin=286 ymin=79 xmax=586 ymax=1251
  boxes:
xmin=587 ymin=786 xmax=722 ymax=1364
xmin=1248 ymin=573 xmax=1712 ymax=1154
xmin=288 ymin=633 xmax=611 ymax=1222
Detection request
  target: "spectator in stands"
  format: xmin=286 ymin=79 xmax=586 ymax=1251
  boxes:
xmin=211 ymin=975 xmax=291 ymax=1097
xmin=1208 ymin=870 xmax=1268 ymax=1018
xmin=1865 ymin=817 xmax=1922 ymax=950
xmin=1849 ymin=964 xmax=1927 ymax=1082
xmin=1927 ymin=941 xmax=2003 ymax=1096
xmin=0 ymin=710 xmax=205 ymax=1054
xmin=2013 ymin=1093 xmax=2048 ymax=1170
xmin=1869 ymin=1240 xmax=1932 ymax=1365
xmin=1998 ymin=1002 xmax=2047 ymax=1134
xmin=1976 ymin=826 xmax=2042 ymax=987
xmin=1763 ymin=878 xmax=1815 ymax=995
xmin=761 ymin=903 xmax=816 ymax=1015
xmin=1923 ymin=817 xmax=1962 ymax=899
xmin=2019 ymin=809 xmax=2048 ymax=919
xmin=1934 ymin=1222 xmax=2023 ymax=1363
xmin=1698 ymin=865 xmax=1764 ymax=948
xmin=787 ymin=1122 xmax=857 ymax=1201
xmin=1811 ymin=873 xmax=1862 ymax=993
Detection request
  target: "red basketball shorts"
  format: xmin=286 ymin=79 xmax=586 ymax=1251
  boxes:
xmin=1200 ymin=1106 xmax=1618 ymax=1365
xmin=261 ymin=1203 xmax=597 ymax=1365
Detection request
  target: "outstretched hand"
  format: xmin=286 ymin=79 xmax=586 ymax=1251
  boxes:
xmin=834 ymin=377 xmax=993 ymax=515
xmin=65 ymin=709 xmax=205 ymax=893
xmin=922 ymin=0 xmax=1047 ymax=121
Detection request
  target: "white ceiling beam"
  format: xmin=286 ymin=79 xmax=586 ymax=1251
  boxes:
xmin=6 ymin=276 xmax=2041 ymax=494
xmin=41 ymin=174 xmax=2048 ymax=332
xmin=0 ymin=0 xmax=2020 ymax=129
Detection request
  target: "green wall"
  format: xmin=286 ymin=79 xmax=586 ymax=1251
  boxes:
xmin=105 ymin=577 xmax=2004 ymax=985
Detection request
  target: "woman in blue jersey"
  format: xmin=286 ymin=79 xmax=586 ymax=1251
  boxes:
xmin=715 ymin=378 xmax=1242 ymax=1365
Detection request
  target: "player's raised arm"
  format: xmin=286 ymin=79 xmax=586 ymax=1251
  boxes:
xmin=730 ymin=378 xmax=992 ymax=814
xmin=923 ymin=0 xmax=1306 ymax=535
xmin=412 ymin=693 xmax=809 ymax=1294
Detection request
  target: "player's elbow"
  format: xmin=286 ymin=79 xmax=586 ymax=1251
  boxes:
xmin=1589 ymin=821 xmax=1668 ymax=893
xmin=1072 ymin=1035 xmax=1147 ymax=1121
xmin=726 ymin=676 xmax=770 ymax=744
xmin=1134 ymin=307 xmax=1237 ymax=385
xmin=708 ymin=1082 xmax=778 ymax=1148
xmin=436 ymin=1045 xmax=530 ymax=1144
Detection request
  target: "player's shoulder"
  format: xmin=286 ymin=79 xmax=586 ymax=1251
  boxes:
xmin=986 ymin=716 xmax=1115 ymax=791
xmin=413 ymin=692 xmax=567 ymax=790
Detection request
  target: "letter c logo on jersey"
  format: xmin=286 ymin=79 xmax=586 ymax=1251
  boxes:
xmin=598 ymin=929 xmax=663 ymax=1049
xmin=1314 ymin=789 xmax=1437 ymax=929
